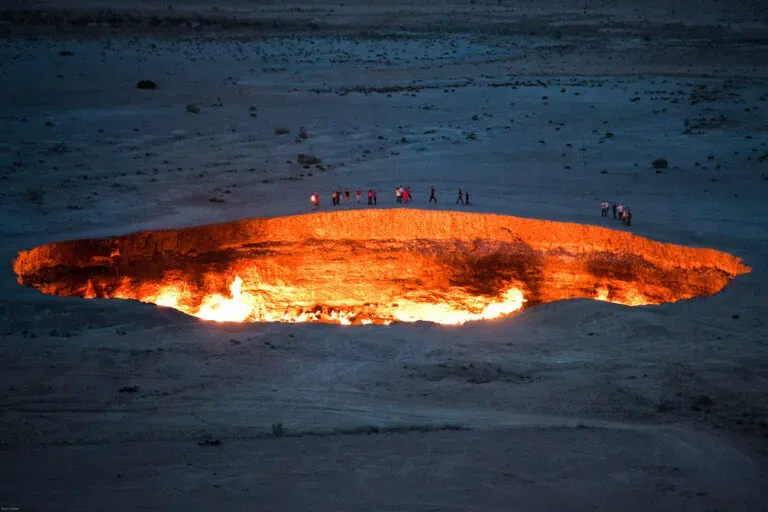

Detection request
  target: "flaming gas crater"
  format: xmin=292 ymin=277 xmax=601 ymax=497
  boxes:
xmin=13 ymin=210 xmax=750 ymax=325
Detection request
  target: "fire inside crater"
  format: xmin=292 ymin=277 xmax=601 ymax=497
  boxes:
xmin=13 ymin=210 xmax=750 ymax=325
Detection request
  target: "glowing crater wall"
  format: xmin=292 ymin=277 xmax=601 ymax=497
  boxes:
xmin=13 ymin=210 xmax=751 ymax=325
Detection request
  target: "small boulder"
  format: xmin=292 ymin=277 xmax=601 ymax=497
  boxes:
xmin=186 ymin=103 xmax=200 ymax=114
xmin=652 ymin=158 xmax=668 ymax=169
xmin=136 ymin=80 xmax=157 ymax=90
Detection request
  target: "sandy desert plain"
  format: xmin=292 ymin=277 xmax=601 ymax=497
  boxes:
xmin=0 ymin=0 xmax=768 ymax=510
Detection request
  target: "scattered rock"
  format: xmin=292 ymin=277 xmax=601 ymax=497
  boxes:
xmin=690 ymin=85 xmax=740 ymax=105
xmin=198 ymin=439 xmax=222 ymax=446
xmin=185 ymin=103 xmax=200 ymax=114
xmin=297 ymin=154 xmax=320 ymax=165
xmin=275 ymin=127 xmax=290 ymax=135
xmin=136 ymin=80 xmax=157 ymax=90
xmin=117 ymin=385 xmax=139 ymax=393
xmin=298 ymin=127 xmax=308 ymax=139
xmin=684 ymin=115 xmax=726 ymax=134
xmin=58 ymin=50 xmax=74 ymax=56
xmin=732 ymin=314 xmax=740 ymax=319
xmin=209 ymin=197 xmax=226 ymax=203
xmin=652 ymin=158 xmax=668 ymax=169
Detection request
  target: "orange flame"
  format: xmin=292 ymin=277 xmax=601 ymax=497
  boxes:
xmin=135 ymin=275 xmax=526 ymax=325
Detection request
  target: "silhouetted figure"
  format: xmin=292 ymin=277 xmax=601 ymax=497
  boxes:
xmin=601 ymin=200 xmax=608 ymax=217
xmin=626 ymin=209 xmax=632 ymax=226
xmin=464 ymin=190 xmax=470 ymax=206
xmin=456 ymin=188 xmax=464 ymax=205
xmin=373 ymin=190 xmax=377 ymax=205
xmin=367 ymin=189 xmax=373 ymax=205
xmin=310 ymin=193 xmax=319 ymax=210
xmin=356 ymin=188 xmax=362 ymax=204
xmin=345 ymin=188 xmax=351 ymax=201
xmin=429 ymin=186 xmax=437 ymax=203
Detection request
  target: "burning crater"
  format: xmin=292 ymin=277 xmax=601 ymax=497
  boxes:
xmin=13 ymin=210 xmax=750 ymax=325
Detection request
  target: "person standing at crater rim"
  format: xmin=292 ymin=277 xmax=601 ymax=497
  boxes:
xmin=429 ymin=186 xmax=437 ymax=203
xmin=356 ymin=187 xmax=362 ymax=204
xmin=367 ymin=189 xmax=373 ymax=205
xmin=612 ymin=201 xmax=617 ymax=219
xmin=464 ymin=190 xmax=470 ymax=206
xmin=456 ymin=188 xmax=464 ymax=205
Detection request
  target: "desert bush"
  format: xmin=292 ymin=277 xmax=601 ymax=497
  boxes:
xmin=26 ymin=188 xmax=44 ymax=204
xmin=271 ymin=423 xmax=286 ymax=437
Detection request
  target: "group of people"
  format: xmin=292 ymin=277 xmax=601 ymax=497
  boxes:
xmin=313 ymin=188 xmax=369 ymax=208
xmin=395 ymin=186 xmax=413 ymax=203
xmin=311 ymin=186 xmax=471 ymax=209
xmin=601 ymin=200 xmax=632 ymax=226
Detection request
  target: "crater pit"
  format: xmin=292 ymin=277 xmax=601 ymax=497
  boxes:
xmin=13 ymin=210 xmax=750 ymax=325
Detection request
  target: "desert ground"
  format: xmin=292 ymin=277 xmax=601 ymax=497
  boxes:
xmin=1 ymin=0 xmax=768 ymax=510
